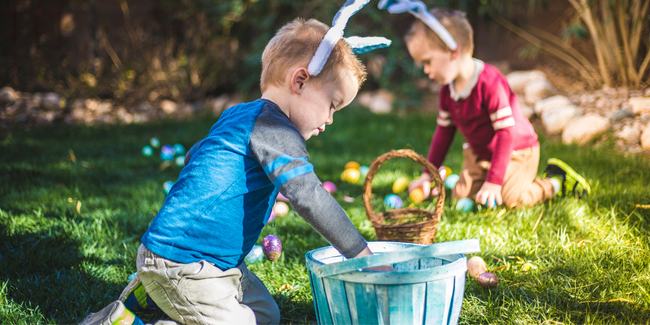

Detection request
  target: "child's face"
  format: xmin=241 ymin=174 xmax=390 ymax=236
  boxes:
xmin=291 ymin=71 xmax=358 ymax=140
xmin=406 ymin=31 xmax=457 ymax=85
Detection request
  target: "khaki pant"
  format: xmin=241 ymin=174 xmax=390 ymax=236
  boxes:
xmin=120 ymin=244 xmax=280 ymax=325
xmin=452 ymin=146 xmax=555 ymax=207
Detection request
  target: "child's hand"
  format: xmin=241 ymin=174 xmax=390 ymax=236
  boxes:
xmin=408 ymin=174 xmax=432 ymax=199
xmin=355 ymin=246 xmax=397 ymax=272
xmin=475 ymin=182 xmax=503 ymax=208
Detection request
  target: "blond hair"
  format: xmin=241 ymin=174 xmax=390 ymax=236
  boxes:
xmin=260 ymin=18 xmax=367 ymax=93
xmin=405 ymin=8 xmax=473 ymax=55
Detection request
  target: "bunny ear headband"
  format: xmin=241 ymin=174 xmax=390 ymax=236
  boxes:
xmin=307 ymin=0 xmax=392 ymax=76
xmin=377 ymin=0 xmax=457 ymax=51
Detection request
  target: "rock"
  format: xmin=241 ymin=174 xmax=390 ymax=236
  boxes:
xmin=506 ymin=70 xmax=546 ymax=94
xmin=534 ymin=95 xmax=571 ymax=115
xmin=368 ymin=89 xmax=394 ymax=114
xmin=519 ymin=98 xmax=534 ymax=119
xmin=615 ymin=125 xmax=641 ymax=145
xmin=562 ymin=114 xmax=609 ymax=145
xmin=644 ymin=88 xmax=650 ymax=97
xmin=95 ymin=101 xmax=112 ymax=115
xmin=160 ymin=100 xmax=178 ymax=115
xmin=642 ymin=123 xmax=650 ymax=150
xmin=356 ymin=91 xmax=373 ymax=108
xmin=617 ymin=87 xmax=629 ymax=98
xmin=629 ymin=97 xmax=650 ymax=114
xmin=115 ymin=107 xmax=133 ymax=124
xmin=524 ymin=78 xmax=555 ymax=105
xmin=41 ymin=92 xmax=63 ymax=110
xmin=0 ymin=87 xmax=17 ymax=104
xmin=609 ymin=109 xmax=635 ymax=122
xmin=134 ymin=102 xmax=154 ymax=112
xmin=541 ymin=105 xmax=580 ymax=135
xmin=85 ymin=99 xmax=99 ymax=111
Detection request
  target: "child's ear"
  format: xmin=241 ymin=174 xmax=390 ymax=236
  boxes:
xmin=290 ymin=68 xmax=310 ymax=94
xmin=450 ymin=47 xmax=461 ymax=60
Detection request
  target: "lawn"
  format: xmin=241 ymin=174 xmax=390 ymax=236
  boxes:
xmin=1 ymin=106 xmax=650 ymax=324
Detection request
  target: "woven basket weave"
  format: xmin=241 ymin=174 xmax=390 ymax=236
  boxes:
xmin=362 ymin=149 xmax=445 ymax=245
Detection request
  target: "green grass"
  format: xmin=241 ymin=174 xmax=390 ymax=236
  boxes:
xmin=1 ymin=106 xmax=649 ymax=324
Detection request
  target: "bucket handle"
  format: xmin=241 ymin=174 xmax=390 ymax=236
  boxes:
xmin=315 ymin=239 xmax=480 ymax=278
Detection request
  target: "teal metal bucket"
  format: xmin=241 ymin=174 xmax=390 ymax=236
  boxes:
xmin=305 ymin=239 xmax=480 ymax=325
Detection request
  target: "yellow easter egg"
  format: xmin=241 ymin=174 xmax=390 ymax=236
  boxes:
xmin=410 ymin=188 xmax=424 ymax=203
xmin=467 ymin=256 xmax=487 ymax=279
xmin=342 ymin=168 xmax=360 ymax=183
xmin=392 ymin=176 xmax=409 ymax=193
xmin=345 ymin=161 xmax=360 ymax=170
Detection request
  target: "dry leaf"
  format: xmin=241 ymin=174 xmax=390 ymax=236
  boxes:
xmin=76 ymin=200 xmax=81 ymax=213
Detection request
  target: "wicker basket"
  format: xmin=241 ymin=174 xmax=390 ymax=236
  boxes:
xmin=362 ymin=149 xmax=445 ymax=245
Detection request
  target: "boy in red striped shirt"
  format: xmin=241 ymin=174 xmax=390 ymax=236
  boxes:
xmin=405 ymin=8 xmax=590 ymax=207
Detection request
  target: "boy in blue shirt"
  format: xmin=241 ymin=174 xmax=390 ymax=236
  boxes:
xmin=81 ymin=13 xmax=393 ymax=325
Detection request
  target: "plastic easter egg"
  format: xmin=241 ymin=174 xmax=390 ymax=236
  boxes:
xmin=161 ymin=145 xmax=175 ymax=161
xmin=245 ymin=245 xmax=264 ymax=264
xmin=273 ymin=201 xmax=289 ymax=217
xmin=467 ymin=256 xmax=487 ymax=279
xmin=322 ymin=181 xmax=337 ymax=194
xmin=142 ymin=145 xmax=153 ymax=157
xmin=150 ymin=137 xmax=160 ymax=148
xmin=483 ymin=199 xmax=498 ymax=208
xmin=392 ymin=177 xmax=409 ymax=193
xmin=444 ymin=174 xmax=460 ymax=189
xmin=384 ymin=194 xmax=403 ymax=209
xmin=345 ymin=161 xmax=360 ymax=170
xmin=341 ymin=168 xmax=360 ymax=183
xmin=431 ymin=186 xmax=440 ymax=197
xmin=163 ymin=181 xmax=174 ymax=195
xmin=410 ymin=188 xmax=424 ymax=203
xmin=438 ymin=166 xmax=452 ymax=180
xmin=172 ymin=143 xmax=186 ymax=155
xmin=267 ymin=210 xmax=276 ymax=223
xmin=456 ymin=198 xmax=474 ymax=212
xmin=175 ymin=156 xmax=185 ymax=167
xmin=262 ymin=235 xmax=282 ymax=261
xmin=358 ymin=166 xmax=369 ymax=179
xmin=478 ymin=272 xmax=499 ymax=289
xmin=276 ymin=192 xmax=290 ymax=202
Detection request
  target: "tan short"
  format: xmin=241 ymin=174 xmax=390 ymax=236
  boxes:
xmin=452 ymin=146 xmax=555 ymax=207
xmin=120 ymin=244 xmax=280 ymax=325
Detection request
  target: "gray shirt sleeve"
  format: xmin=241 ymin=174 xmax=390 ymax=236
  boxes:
xmin=249 ymin=103 xmax=367 ymax=258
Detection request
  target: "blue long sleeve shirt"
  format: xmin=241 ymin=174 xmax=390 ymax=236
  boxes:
xmin=142 ymin=99 xmax=367 ymax=270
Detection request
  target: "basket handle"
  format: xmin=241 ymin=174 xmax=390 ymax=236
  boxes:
xmin=314 ymin=239 xmax=480 ymax=278
xmin=362 ymin=149 xmax=445 ymax=223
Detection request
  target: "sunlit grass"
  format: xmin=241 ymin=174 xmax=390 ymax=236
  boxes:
xmin=0 ymin=106 xmax=649 ymax=324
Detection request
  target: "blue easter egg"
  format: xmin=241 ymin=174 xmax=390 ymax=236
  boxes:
xmin=175 ymin=156 xmax=185 ymax=167
xmin=483 ymin=199 xmax=498 ymax=208
xmin=384 ymin=194 xmax=403 ymax=209
xmin=163 ymin=181 xmax=174 ymax=194
xmin=359 ymin=166 xmax=369 ymax=179
xmin=456 ymin=198 xmax=474 ymax=212
xmin=128 ymin=272 xmax=137 ymax=282
xmin=150 ymin=137 xmax=160 ymax=148
xmin=245 ymin=245 xmax=264 ymax=264
xmin=173 ymin=143 xmax=186 ymax=155
xmin=142 ymin=145 xmax=153 ymax=157
xmin=444 ymin=174 xmax=460 ymax=189
xmin=161 ymin=145 xmax=175 ymax=161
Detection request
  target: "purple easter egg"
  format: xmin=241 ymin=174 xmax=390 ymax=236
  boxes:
xmin=478 ymin=272 xmax=499 ymax=289
xmin=267 ymin=210 xmax=276 ymax=223
xmin=322 ymin=181 xmax=337 ymax=194
xmin=161 ymin=145 xmax=175 ymax=161
xmin=262 ymin=234 xmax=282 ymax=261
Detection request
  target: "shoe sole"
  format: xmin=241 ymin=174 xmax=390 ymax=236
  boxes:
xmin=547 ymin=158 xmax=591 ymax=195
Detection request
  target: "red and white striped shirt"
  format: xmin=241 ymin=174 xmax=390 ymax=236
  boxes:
xmin=426 ymin=60 xmax=539 ymax=185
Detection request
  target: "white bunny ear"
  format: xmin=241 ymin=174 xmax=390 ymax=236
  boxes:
xmin=379 ymin=0 xmax=458 ymax=51
xmin=308 ymin=0 xmax=391 ymax=76
xmin=345 ymin=36 xmax=392 ymax=54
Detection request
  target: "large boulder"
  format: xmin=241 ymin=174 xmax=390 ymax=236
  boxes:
xmin=534 ymin=95 xmax=571 ymax=115
xmin=629 ymin=97 xmax=650 ymax=114
xmin=562 ymin=114 xmax=609 ymax=145
xmin=524 ymin=79 xmax=555 ymax=105
xmin=41 ymin=92 xmax=63 ymax=110
xmin=0 ymin=87 xmax=17 ymax=104
xmin=506 ymin=70 xmax=546 ymax=94
xmin=642 ymin=123 xmax=650 ymax=150
xmin=160 ymin=100 xmax=178 ymax=115
xmin=615 ymin=125 xmax=641 ymax=145
xmin=357 ymin=89 xmax=394 ymax=114
xmin=541 ymin=105 xmax=580 ymax=135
